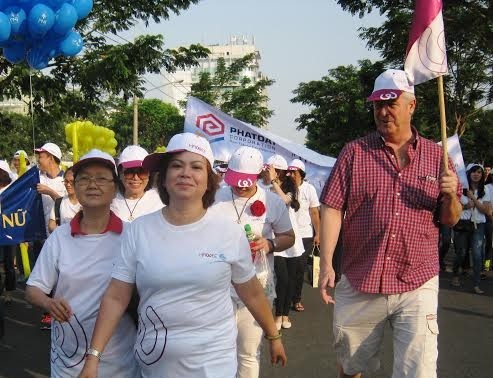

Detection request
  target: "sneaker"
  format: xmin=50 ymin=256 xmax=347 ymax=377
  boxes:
xmin=282 ymin=317 xmax=292 ymax=329
xmin=40 ymin=314 xmax=52 ymax=330
xmin=473 ymin=286 xmax=484 ymax=294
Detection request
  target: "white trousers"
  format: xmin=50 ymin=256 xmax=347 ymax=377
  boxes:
xmin=233 ymin=301 xmax=264 ymax=378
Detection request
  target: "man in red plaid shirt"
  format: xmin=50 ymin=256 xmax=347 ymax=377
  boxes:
xmin=318 ymin=69 xmax=462 ymax=378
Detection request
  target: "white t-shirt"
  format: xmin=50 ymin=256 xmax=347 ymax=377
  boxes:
xmin=459 ymin=188 xmax=491 ymax=223
xmin=49 ymin=196 xmax=81 ymax=225
xmin=39 ymin=170 xmax=67 ymax=234
xmin=26 ymin=223 xmax=138 ymax=378
xmin=296 ymin=181 xmax=320 ymax=238
xmin=111 ymin=188 xmax=164 ymax=222
xmin=112 ymin=209 xmax=256 ymax=378
xmin=214 ymin=185 xmax=293 ymax=300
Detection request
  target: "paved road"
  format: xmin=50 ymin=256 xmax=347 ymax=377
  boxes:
xmin=1 ymin=270 xmax=493 ymax=378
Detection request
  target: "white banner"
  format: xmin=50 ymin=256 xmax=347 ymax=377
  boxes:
xmin=184 ymin=97 xmax=336 ymax=194
xmin=438 ymin=133 xmax=467 ymax=189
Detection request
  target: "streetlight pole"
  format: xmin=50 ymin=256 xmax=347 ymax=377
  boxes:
xmin=132 ymin=80 xmax=184 ymax=145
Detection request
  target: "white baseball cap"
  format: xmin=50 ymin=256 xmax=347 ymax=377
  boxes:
xmin=13 ymin=150 xmax=28 ymax=159
xmin=287 ymin=158 xmax=306 ymax=172
xmin=34 ymin=142 xmax=62 ymax=160
xmin=224 ymin=146 xmax=263 ymax=188
xmin=367 ymin=69 xmax=414 ymax=101
xmin=143 ymin=133 xmax=214 ymax=171
xmin=118 ymin=145 xmax=149 ymax=169
xmin=266 ymin=154 xmax=288 ymax=170
xmin=72 ymin=149 xmax=117 ymax=176
xmin=466 ymin=163 xmax=484 ymax=172
xmin=0 ymin=160 xmax=15 ymax=180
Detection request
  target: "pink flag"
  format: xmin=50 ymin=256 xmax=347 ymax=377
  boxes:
xmin=404 ymin=0 xmax=447 ymax=85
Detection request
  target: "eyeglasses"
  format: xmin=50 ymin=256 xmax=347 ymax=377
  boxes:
xmin=75 ymin=176 xmax=114 ymax=187
xmin=63 ymin=179 xmax=74 ymax=186
xmin=123 ymin=168 xmax=149 ymax=179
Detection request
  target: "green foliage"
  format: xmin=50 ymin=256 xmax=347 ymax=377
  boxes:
xmin=291 ymin=60 xmax=385 ymax=156
xmin=110 ymin=99 xmax=183 ymax=152
xmin=188 ymin=53 xmax=274 ymax=127
xmin=336 ymin=0 xmax=492 ymax=136
xmin=458 ymin=110 xmax=493 ymax=164
xmin=0 ymin=113 xmax=33 ymax=158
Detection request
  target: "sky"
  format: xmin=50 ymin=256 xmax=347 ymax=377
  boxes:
xmin=124 ymin=0 xmax=383 ymax=145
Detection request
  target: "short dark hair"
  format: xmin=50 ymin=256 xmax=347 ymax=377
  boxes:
xmin=63 ymin=166 xmax=73 ymax=178
xmin=157 ymin=153 xmax=219 ymax=208
xmin=0 ymin=170 xmax=12 ymax=187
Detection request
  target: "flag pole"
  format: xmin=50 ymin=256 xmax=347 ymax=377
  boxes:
xmin=437 ymin=75 xmax=449 ymax=174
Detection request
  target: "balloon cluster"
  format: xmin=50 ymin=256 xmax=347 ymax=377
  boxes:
xmin=154 ymin=146 xmax=166 ymax=153
xmin=65 ymin=121 xmax=118 ymax=158
xmin=0 ymin=0 xmax=93 ymax=69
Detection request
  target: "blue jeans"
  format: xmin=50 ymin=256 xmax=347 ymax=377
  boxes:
xmin=453 ymin=222 xmax=485 ymax=286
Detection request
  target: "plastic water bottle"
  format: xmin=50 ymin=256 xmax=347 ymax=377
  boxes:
xmin=244 ymin=224 xmax=257 ymax=261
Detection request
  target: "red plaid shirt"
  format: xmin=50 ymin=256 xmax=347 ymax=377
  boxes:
xmin=320 ymin=130 xmax=461 ymax=294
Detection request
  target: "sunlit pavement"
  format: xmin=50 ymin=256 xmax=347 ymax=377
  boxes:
xmin=1 ymin=269 xmax=492 ymax=378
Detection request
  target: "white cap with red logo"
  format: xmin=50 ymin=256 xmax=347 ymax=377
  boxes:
xmin=367 ymin=69 xmax=414 ymax=102
xmin=287 ymin=158 xmax=306 ymax=172
xmin=143 ymin=133 xmax=214 ymax=171
xmin=224 ymin=146 xmax=263 ymax=188
xmin=118 ymin=145 xmax=149 ymax=169
xmin=72 ymin=149 xmax=117 ymax=175
xmin=266 ymin=154 xmax=288 ymax=171
xmin=34 ymin=142 xmax=62 ymax=160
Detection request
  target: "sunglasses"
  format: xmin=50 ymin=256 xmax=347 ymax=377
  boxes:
xmin=123 ymin=167 xmax=150 ymax=179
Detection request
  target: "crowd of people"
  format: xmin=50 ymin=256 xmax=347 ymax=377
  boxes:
xmin=0 ymin=68 xmax=488 ymax=378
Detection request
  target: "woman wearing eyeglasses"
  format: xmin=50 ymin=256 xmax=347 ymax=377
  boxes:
xmin=111 ymin=145 xmax=163 ymax=222
xmin=26 ymin=150 xmax=139 ymax=378
xmin=48 ymin=167 xmax=81 ymax=232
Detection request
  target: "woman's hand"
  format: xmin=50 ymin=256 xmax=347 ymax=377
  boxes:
xmin=269 ymin=339 xmax=287 ymax=367
xmin=47 ymin=298 xmax=72 ymax=322
xmin=77 ymin=357 xmax=99 ymax=378
xmin=267 ymin=166 xmax=277 ymax=182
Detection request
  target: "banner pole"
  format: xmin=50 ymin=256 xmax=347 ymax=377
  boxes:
xmin=437 ymin=76 xmax=449 ymax=174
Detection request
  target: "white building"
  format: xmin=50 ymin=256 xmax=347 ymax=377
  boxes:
xmin=161 ymin=36 xmax=264 ymax=109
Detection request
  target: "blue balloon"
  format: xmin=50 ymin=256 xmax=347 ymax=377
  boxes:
xmin=59 ymin=30 xmax=83 ymax=56
xmin=52 ymin=3 xmax=77 ymax=35
xmin=0 ymin=12 xmax=11 ymax=41
xmin=43 ymin=36 xmax=60 ymax=58
xmin=46 ymin=0 xmax=67 ymax=11
xmin=28 ymin=4 xmax=55 ymax=38
xmin=27 ymin=46 xmax=49 ymax=69
xmin=71 ymin=0 xmax=92 ymax=20
xmin=4 ymin=6 xmax=27 ymax=36
xmin=3 ymin=42 xmax=26 ymax=63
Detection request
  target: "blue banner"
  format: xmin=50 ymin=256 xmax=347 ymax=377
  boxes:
xmin=0 ymin=167 xmax=46 ymax=245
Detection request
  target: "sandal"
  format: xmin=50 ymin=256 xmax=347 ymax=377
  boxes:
xmin=293 ymin=302 xmax=305 ymax=312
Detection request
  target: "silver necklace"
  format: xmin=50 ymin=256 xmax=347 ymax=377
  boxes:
xmin=124 ymin=195 xmax=144 ymax=221
xmin=230 ymin=189 xmax=255 ymax=224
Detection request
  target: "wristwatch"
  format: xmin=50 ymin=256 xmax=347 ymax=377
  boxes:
xmin=267 ymin=238 xmax=277 ymax=253
xmin=86 ymin=347 xmax=102 ymax=360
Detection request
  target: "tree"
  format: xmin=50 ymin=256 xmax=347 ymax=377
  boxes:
xmin=458 ymin=110 xmax=493 ymax=164
xmin=188 ymin=53 xmax=274 ymax=127
xmin=0 ymin=113 xmax=34 ymax=159
xmin=110 ymin=99 xmax=184 ymax=152
xmin=336 ymin=0 xmax=493 ymax=136
xmin=291 ymin=60 xmax=384 ymax=156
xmin=0 ymin=1 xmax=209 ymax=148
